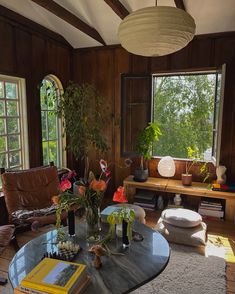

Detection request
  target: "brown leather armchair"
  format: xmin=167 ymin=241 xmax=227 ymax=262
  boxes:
xmin=1 ymin=165 xmax=66 ymax=228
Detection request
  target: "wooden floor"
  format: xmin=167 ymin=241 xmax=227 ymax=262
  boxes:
xmin=1 ymin=212 xmax=235 ymax=294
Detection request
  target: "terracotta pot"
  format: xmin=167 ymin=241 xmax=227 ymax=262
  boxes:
xmin=182 ymin=173 xmax=192 ymax=186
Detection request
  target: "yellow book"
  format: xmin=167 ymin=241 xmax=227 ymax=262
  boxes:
xmin=20 ymin=258 xmax=87 ymax=294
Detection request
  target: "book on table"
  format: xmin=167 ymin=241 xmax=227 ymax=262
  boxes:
xmin=17 ymin=258 xmax=89 ymax=294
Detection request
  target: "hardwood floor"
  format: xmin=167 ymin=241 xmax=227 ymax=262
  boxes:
xmin=1 ymin=212 xmax=235 ymax=294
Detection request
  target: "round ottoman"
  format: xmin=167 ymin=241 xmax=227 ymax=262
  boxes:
xmin=155 ymin=208 xmax=207 ymax=247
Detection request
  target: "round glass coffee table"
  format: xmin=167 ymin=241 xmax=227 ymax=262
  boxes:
xmin=9 ymin=220 xmax=170 ymax=293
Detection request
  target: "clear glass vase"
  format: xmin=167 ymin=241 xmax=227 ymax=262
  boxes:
xmin=86 ymin=205 xmax=101 ymax=242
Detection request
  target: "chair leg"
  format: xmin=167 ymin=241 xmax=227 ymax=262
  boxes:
xmin=11 ymin=235 xmax=19 ymax=252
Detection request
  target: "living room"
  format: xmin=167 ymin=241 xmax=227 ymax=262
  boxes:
xmin=0 ymin=0 xmax=235 ymax=293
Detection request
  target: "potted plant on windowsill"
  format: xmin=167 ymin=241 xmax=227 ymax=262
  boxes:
xmin=182 ymin=147 xmax=202 ymax=186
xmin=134 ymin=122 xmax=161 ymax=182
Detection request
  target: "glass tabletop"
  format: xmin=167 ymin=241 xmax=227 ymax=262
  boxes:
xmin=9 ymin=220 xmax=170 ymax=294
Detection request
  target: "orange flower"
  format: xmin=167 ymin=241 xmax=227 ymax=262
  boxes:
xmin=90 ymin=179 xmax=107 ymax=192
xmin=78 ymin=185 xmax=86 ymax=196
xmin=51 ymin=195 xmax=60 ymax=205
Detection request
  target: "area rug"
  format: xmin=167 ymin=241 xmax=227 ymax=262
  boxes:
xmin=133 ymin=243 xmax=226 ymax=294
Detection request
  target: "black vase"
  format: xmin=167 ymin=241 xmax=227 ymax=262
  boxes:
xmin=122 ymin=220 xmax=129 ymax=247
xmin=68 ymin=210 xmax=75 ymax=236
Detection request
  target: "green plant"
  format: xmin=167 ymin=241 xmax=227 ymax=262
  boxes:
xmin=185 ymin=146 xmax=212 ymax=184
xmin=136 ymin=122 xmax=162 ymax=170
xmin=99 ymin=207 xmax=136 ymax=246
xmin=185 ymin=146 xmax=202 ymax=175
xmin=56 ymin=82 xmax=110 ymax=179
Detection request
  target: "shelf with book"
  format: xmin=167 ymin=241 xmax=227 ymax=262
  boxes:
xmin=124 ymin=176 xmax=235 ymax=222
xmin=198 ymin=197 xmax=225 ymax=221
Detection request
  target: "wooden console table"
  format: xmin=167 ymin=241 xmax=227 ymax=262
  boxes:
xmin=123 ymin=175 xmax=235 ymax=222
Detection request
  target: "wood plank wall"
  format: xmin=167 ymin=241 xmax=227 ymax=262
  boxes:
xmin=0 ymin=5 xmax=72 ymax=167
xmin=73 ymin=32 xmax=235 ymax=188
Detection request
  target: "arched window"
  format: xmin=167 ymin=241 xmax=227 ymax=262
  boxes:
xmin=40 ymin=75 xmax=65 ymax=167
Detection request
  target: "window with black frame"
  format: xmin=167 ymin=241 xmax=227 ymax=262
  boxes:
xmin=152 ymin=70 xmax=224 ymax=163
xmin=121 ymin=67 xmax=225 ymax=164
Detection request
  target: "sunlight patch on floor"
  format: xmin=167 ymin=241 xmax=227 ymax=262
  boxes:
xmin=207 ymin=233 xmax=235 ymax=263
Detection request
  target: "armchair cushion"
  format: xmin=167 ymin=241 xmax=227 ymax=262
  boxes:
xmin=2 ymin=166 xmax=59 ymax=221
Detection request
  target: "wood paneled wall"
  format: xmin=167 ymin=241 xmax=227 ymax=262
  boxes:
xmin=0 ymin=5 xmax=72 ymax=167
xmin=1 ymin=4 xmax=235 ymax=188
xmin=73 ymin=32 xmax=235 ymax=187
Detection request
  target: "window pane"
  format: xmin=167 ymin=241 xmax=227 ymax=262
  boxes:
xmin=8 ymin=135 xmax=20 ymax=150
xmin=9 ymin=151 xmax=20 ymax=167
xmin=48 ymin=141 xmax=57 ymax=165
xmin=7 ymin=101 xmax=18 ymax=116
xmin=7 ymin=118 xmax=19 ymax=134
xmin=5 ymin=82 xmax=17 ymax=99
xmin=0 ymin=119 xmax=5 ymax=135
xmin=0 ymin=136 xmax=6 ymax=152
xmin=0 ymin=82 xmax=3 ymax=98
xmin=41 ymin=111 xmax=48 ymax=140
xmin=0 ymin=153 xmax=7 ymax=167
xmin=153 ymin=74 xmax=216 ymax=159
xmin=0 ymin=101 xmax=5 ymax=116
xmin=42 ymin=142 xmax=48 ymax=165
xmin=48 ymin=112 xmax=56 ymax=140
xmin=40 ymin=76 xmax=62 ymax=167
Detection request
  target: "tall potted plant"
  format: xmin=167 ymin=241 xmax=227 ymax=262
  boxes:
xmin=57 ymin=82 xmax=109 ymax=179
xmin=134 ymin=122 xmax=161 ymax=182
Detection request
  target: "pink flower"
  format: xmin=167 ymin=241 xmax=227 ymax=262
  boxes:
xmin=62 ymin=170 xmax=77 ymax=180
xmin=99 ymin=159 xmax=108 ymax=172
xmin=67 ymin=170 xmax=77 ymax=179
xmin=60 ymin=179 xmax=71 ymax=192
xmin=113 ymin=186 xmax=128 ymax=203
xmin=105 ymin=170 xmax=111 ymax=177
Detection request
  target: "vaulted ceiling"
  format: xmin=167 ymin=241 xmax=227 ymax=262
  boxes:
xmin=0 ymin=0 xmax=235 ymax=49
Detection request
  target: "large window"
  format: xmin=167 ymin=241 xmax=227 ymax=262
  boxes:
xmin=40 ymin=75 xmax=65 ymax=167
xmin=152 ymin=71 xmax=224 ymax=162
xmin=0 ymin=74 xmax=28 ymax=170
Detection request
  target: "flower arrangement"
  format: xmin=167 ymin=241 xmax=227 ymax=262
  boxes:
xmin=52 ymin=160 xmax=111 ymax=240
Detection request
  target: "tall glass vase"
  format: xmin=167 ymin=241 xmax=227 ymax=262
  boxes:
xmin=85 ymin=205 xmax=100 ymax=241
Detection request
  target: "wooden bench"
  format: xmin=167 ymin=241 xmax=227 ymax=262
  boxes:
xmin=123 ymin=176 xmax=235 ymax=222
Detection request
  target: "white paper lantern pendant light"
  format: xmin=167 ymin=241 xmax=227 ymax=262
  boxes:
xmin=118 ymin=4 xmax=196 ymax=57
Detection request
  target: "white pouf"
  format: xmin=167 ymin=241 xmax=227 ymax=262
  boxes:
xmin=156 ymin=208 xmax=207 ymax=247
xmin=161 ymin=208 xmax=202 ymax=228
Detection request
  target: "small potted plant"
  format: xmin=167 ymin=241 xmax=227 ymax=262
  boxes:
xmin=182 ymin=147 xmax=202 ymax=186
xmin=134 ymin=122 xmax=161 ymax=182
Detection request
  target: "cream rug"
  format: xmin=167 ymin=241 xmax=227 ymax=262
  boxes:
xmin=133 ymin=244 xmax=226 ymax=294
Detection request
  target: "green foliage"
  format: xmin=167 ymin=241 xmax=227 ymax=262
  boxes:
xmin=107 ymin=207 xmax=135 ymax=242
xmin=153 ymin=74 xmax=216 ymax=159
xmin=185 ymin=146 xmax=203 ymax=174
xmin=136 ymin=122 xmax=161 ymax=169
xmin=57 ymin=82 xmax=109 ymax=160
xmin=40 ymin=78 xmax=59 ymax=166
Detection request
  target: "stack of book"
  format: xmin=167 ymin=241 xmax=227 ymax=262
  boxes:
xmin=14 ymin=258 xmax=90 ymax=294
xmin=133 ymin=189 xmax=157 ymax=210
xmin=198 ymin=198 xmax=224 ymax=220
